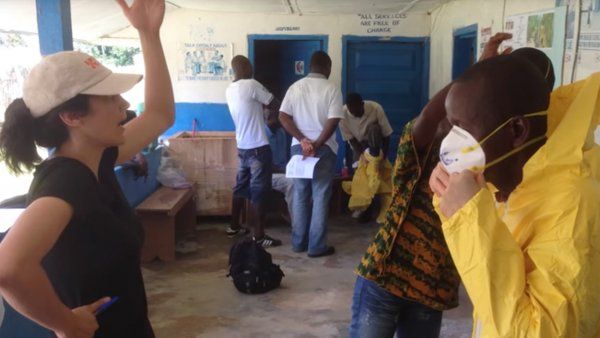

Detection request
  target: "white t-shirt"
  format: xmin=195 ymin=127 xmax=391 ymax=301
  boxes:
xmin=280 ymin=74 xmax=344 ymax=153
xmin=340 ymin=100 xmax=394 ymax=142
xmin=225 ymin=79 xmax=274 ymax=149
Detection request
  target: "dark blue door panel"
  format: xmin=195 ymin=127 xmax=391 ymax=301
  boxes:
xmin=254 ymin=39 xmax=323 ymax=100
xmin=345 ymin=40 xmax=427 ymax=162
xmin=453 ymin=24 xmax=478 ymax=80
xmin=252 ymin=38 xmax=325 ymax=170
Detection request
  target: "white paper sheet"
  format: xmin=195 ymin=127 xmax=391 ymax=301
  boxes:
xmin=286 ymin=155 xmax=320 ymax=179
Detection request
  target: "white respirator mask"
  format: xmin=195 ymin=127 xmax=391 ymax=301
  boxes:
xmin=439 ymin=111 xmax=548 ymax=174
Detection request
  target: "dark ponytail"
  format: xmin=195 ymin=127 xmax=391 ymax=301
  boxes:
xmin=0 ymin=99 xmax=39 ymax=174
xmin=0 ymin=95 xmax=89 ymax=174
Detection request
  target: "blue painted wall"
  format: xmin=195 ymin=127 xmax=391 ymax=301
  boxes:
xmin=163 ymin=103 xmax=234 ymax=137
xmin=115 ymin=147 xmax=162 ymax=207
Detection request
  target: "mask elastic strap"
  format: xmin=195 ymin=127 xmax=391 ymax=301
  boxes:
xmin=474 ymin=134 xmax=547 ymax=171
xmin=462 ymin=111 xmax=548 ymax=153
xmin=544 ymin=59 xmax=551 ymax=80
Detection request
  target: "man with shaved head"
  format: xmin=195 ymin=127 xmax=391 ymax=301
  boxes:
xmin=430 ymin=53 xmax=600 ymax=336
xmin=226 ymin=55 xmax=282 ymax=247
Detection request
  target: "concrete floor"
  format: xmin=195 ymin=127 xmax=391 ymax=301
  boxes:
xmin=142 ymin=215 xmax=473 ymax=338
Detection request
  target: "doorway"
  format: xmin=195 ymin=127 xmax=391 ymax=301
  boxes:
xmin=343 ymin=36 xmax=430 ymax=163
xmin=249 ymin=35 xmax=328 ymax=100
xmin=452 ymin=24 xmax=478 ymax=80
xmin=248 ymin=34 xmax=328 ymax=168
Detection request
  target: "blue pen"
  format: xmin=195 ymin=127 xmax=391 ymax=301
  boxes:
xmin=94 ymin=297 xmax=119 ymax=316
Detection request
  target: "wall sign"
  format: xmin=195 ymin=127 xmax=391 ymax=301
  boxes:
xmin=295 ymin=61 xmax=304 ymax=75
xmin=178 ymin=42 xmax=232 ymax=81
xmin=275 ymin=26 xmax=300 ymax=32
xmin=556 ymin=0 xmax=581 ymax=84
xmin=358 ymin=13 xmax=407 ymax=34
xmin=503 ymin=7 xmax=567 ymax=88
xmin=479 ymin=26 xmax=492 ymax=56
xmin=575 ymin=0 xmax=600 ymax=81
xmin=504 ymin=10 xmax=555 ymax=50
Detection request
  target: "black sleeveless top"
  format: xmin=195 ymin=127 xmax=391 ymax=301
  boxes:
xmin=27 ymin=147 xmax=154 ymax=338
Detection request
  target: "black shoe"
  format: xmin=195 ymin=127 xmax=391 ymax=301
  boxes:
xmin=226 ymin=226 xmax=249 ymax=238
xmin=292 ymin=245 xmax=307 ymax=253
xmin=255 ymin=235 xmax=282 ymax=248
xmin=308 ymin=246 xmax=335 ymax=258
xmin=358 ymin=210 xmax=373 ymax=224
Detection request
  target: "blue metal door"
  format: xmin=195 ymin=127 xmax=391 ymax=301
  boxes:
xmin=253 ymin=39 xmax=323 ymax=100
xmin=345 ymin=39 xmax=429 ymax=162
xmin=252 ymin=38 xmax=325 ymax=168
xmin=453 ymin=24 xmax=478 ymax=80
xmin=279 ymin=40 xmax=323 ymax=95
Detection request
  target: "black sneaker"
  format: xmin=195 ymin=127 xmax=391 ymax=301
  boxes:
xmin=255 ymin=235 xmax=282 ymax=248
xmin=226 ymin=226 xmax=249 ymax=238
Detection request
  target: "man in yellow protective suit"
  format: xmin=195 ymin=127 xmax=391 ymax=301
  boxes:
xmin=342 ymin=145 xmax=393 ymax=224
xmin=430 ymin=54 xmax=600 ymax=337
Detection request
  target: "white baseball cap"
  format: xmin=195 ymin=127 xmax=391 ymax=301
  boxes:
xmin=23 ymin=51 xmax=142 ymax=118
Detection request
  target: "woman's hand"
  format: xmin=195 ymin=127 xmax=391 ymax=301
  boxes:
xmin=438 ymin=170 xmax=486 ymax=218
xmin=116 ymin=0 xmax=165 ymax=35
xmin=55 ymin=298 xmax=110 ymax=338
xmin=429 ymin=163 xmax=450 ymax=197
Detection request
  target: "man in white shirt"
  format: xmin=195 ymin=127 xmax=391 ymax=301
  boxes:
xmin=340 ymin=93 xmax=393 ymax=161
xmin=279 ymin=51 xmax=344 ymax=257
xmin=225 ymin=55 xmax=281 ymax=247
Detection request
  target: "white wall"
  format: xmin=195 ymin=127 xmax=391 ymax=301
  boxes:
xmin=113 ymin=9 xmax=431 ymax=104
xmin=429 ymin=0 xmax=557 ymax=95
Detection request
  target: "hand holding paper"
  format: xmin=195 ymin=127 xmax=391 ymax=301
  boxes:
xmin=286 ymin=155 xmax=320 ymax=179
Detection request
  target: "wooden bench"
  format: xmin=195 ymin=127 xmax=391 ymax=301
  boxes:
xmin=136 ymin=186 xmax=195 ymax=263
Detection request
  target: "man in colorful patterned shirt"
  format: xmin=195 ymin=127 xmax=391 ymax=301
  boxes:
xmin=349 ymin=33 xmax=514 ymax=338
xmin=349 ymin=85 xmax=458 ymax=338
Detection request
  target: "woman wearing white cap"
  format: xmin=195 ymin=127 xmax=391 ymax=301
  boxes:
xmin=0 ymin=0 xmax=172 ymax=337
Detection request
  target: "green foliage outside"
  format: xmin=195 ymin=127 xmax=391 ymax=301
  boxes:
xmin=75 ymin=42 xmax=140 ymax=67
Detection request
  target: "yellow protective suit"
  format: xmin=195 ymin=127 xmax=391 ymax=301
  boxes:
xmin=342 ymin=151 xmax=392 ymax=223
xmin=435 ymin=73 xmax=600 ymax=337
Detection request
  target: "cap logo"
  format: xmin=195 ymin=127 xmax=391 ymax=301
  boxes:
xmin=84 ymin=57 xmax=100 ymax=69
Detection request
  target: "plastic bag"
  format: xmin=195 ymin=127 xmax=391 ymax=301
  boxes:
xmin=156 ymin=147 xmax=192 ymax=189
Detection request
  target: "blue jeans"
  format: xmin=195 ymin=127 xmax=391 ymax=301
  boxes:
xmin=349 ymin=277 xmax=443 ymax=338
xmin=232 ymin=145 xmax=272 ymax=205
xmin=290 ymin=145 xmax=336 ymax=255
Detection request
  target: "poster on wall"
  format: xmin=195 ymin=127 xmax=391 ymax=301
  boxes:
xmin=556 ymin=0 xmax=581 ymax=84
xmin=294 ymin=61 xmax=305 ymax=75
xmin=575 ymin=0 xmax=600 ymax=80
xmin=503 ymin=7 xmax=567 ymax=87
xmin=178 ymin=42 xmax=232 ymax=81
xmin=479 ymin=26 xmax=492 ymax=56
xmin=504 ymin=10 xmax=555 ymax=50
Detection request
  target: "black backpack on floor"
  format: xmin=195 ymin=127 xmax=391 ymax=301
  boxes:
xmin=228 ymin=237 xmax=284 ymax=294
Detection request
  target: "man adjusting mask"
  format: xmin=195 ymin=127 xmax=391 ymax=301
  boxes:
xmin=429 ymin=52 xmax=600 ymax=338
